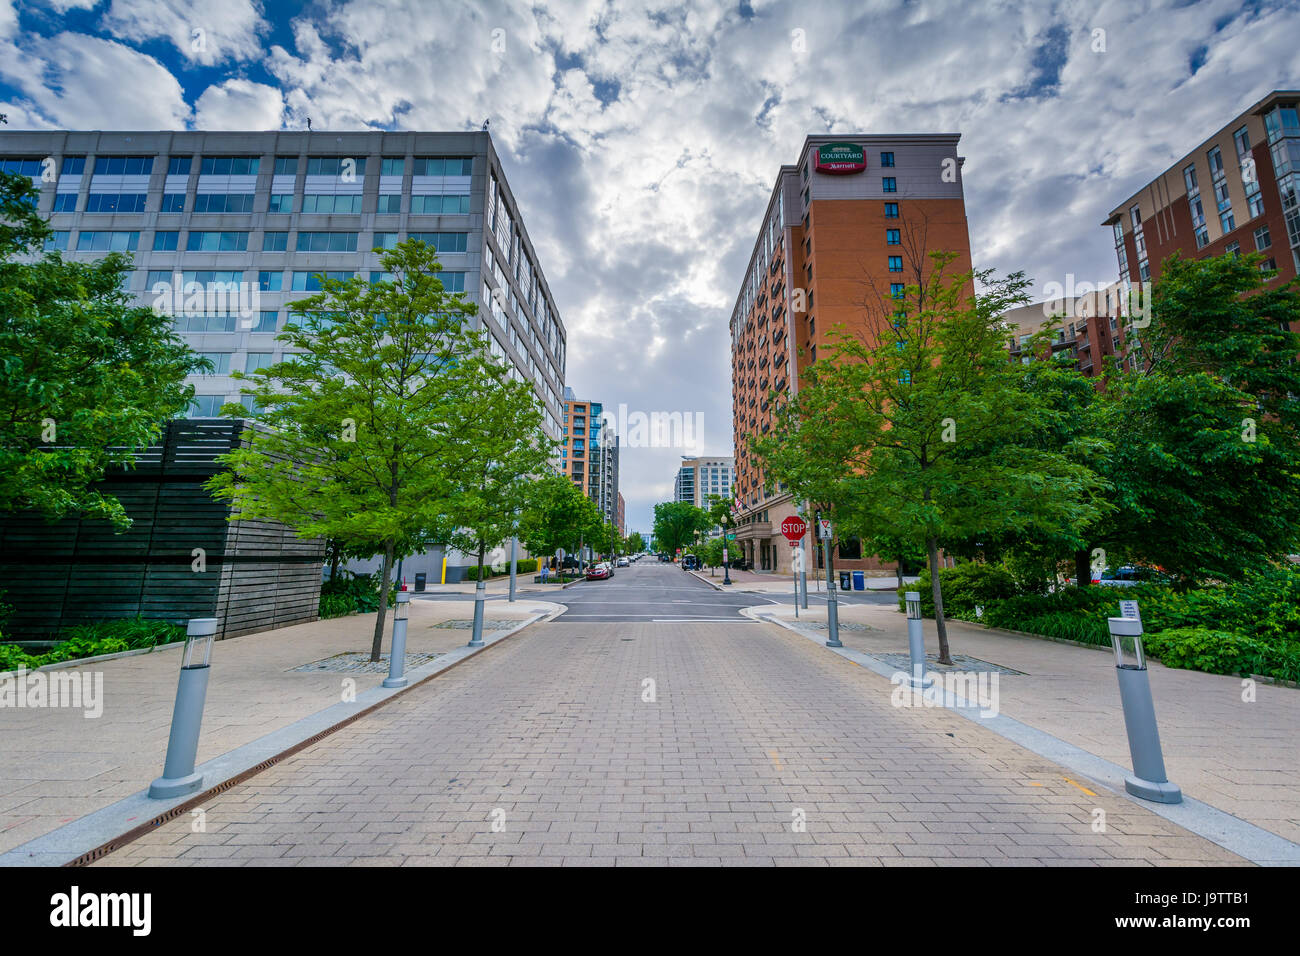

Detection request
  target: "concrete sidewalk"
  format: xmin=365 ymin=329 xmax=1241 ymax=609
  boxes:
xmin=749 ymin=601 xmax=1300 ymax=849
xmin=0 ymin=598 xmax=559 ymax=857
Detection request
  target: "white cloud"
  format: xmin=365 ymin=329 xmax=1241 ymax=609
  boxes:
xmin=102 ymin=0 xmax=264 ymax=65
xmin=194 ymin=78 xmax=283 ymax=129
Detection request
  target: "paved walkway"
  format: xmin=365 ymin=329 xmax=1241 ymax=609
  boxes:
xmin=95 ymin=619 xmax=1242 ymax=867
xmin=755 ymin=601 xmax=1300 ymax=845
xmin=0 ymin=598 xmax=553 ymax=855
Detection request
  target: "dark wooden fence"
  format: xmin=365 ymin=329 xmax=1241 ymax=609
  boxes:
xmin=0 ymin=419 xmax=325 ymax=640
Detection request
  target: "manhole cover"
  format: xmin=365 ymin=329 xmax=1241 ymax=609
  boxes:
xmin=291 ymin=652 xmax=444 ymax=674
xmin=871 ymin=652 xmax=1024 ymax=676
xmin=801 ymin=620 xmax=880 ymax=632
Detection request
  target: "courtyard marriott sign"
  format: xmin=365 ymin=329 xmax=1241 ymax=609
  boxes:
xmin=814 ymin=142 xmax=866 ymax=174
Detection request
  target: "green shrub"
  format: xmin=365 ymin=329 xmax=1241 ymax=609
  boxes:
xmin=319 ymin=593 xmax=356 ymax=619
xmin=62 ymin=617 xmax=185 ymax=650
xmin=41 ymin=635 xmax=130 ymax=664
xmin=0 ymin=642 xmax=38 ymax=672
xmin=1142 ymin=628 xmax=1300 ymax=682
xmin=321 ymin=573 xmax=390 ymax=612
xmin=897 ymin=561 xmax=1018 ymax=618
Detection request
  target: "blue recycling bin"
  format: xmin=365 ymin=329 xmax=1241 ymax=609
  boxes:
xmin=852 ymin=570 xmax=865 ymax=591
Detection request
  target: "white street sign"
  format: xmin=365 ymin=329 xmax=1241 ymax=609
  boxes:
xmin=1119 ymin=600 xmax=1140 ymax=622
xmin=818 ymin=519 xmax=832 ymax=540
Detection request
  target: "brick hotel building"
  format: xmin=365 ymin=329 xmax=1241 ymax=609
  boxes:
xmin=729 ymin=134 xmax=973 ymax=575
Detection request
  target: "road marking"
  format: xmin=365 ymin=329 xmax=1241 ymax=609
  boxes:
xmin=1064 ymin=777 xmax=1098 ymax=797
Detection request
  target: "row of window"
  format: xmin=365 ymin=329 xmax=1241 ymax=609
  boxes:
xmin=15 ymin=155 xmax=477 ymax=178
xmin=143 ymin=268 xmax=468 ymax=293
xmin=50 ymin=229 xmax=473 ymax=256
xmin=48 ymin=190 xmax=472 ymax=216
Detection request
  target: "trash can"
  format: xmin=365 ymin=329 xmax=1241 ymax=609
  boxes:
xmin=852 ymin=570 xmax=865 ymax=591
xmin=414 ymin=573 xmax=426 ymax=592
xmin=839 ymin=570 xmax=852 ymax=590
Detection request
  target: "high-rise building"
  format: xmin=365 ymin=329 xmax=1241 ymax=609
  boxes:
xmin=616 ymin=493 xmax=626 ymax=539
xmin=562 ymin=387 xmax=620 ymax=527
xmin=1104 ymin=90 xmax=1300 ymax=299
xmin=1 ymin=129 xmax=568 ymax=582
xmin=1001 ymin=283 xmax=1137 ymax=380
xmin=1 ymin=129 xmax=567 ymax=442
xmin=674 ymin=455 xmax=734 ymax=509
xmin=730 ymin=134 xmax=972 ymax=574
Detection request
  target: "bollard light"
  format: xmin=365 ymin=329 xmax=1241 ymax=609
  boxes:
xmin=906 ymin=591 xmax=921 ymax=620
xmin=1107 ymin=615 xmax=1181 ymax=804
xmin=383 ymin=591 xmax=411 ymax=688
xmin=148 ymin=617 xmax=218 ymax=799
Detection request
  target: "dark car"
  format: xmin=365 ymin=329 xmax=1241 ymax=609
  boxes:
xmin=681 ymin=554 xmax=700 ymax=571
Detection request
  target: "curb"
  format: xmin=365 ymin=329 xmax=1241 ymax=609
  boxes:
xmin=0 ymin=604 xmax=563 ymax=868
xmin=687 ymin=570 xmax=726 ymax=591
xmin=741 ymin=605 xmax=1300 ymax=866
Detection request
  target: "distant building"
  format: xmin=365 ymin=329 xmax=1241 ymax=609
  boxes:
xmin=1000 ymin=284 xmax=1137 ymax=380
xmin=674 ymin=456 xmax=734 ymax=508
xmin=562 ymin=387 xmax=620 ymax=527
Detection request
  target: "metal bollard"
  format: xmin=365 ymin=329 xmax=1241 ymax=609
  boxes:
xmin=824 ymin=538 xmax=842 ymax=648
xmin=383 ymin=591 xmax=411 ymax=688
xmin=905 ymin=591 xmax=932 ymax=687
xmin=1108 ymin=616 xmax=1182 ymax=804
xmin=468 ymin=578 xmax=487 ymax=647
xmin=148 ymin=618 xmax=218 ymax=799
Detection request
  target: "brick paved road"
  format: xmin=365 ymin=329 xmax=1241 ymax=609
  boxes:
xmin=97 ymin=614 xmax=1244 ymax=866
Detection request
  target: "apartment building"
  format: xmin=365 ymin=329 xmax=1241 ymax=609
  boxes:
xmin=1001 ymin=283 xmax=1137 ymax=380
xmin=2 ymin=129 xmax=567 ymax=582
xmin=673 ymin=456 xmax=734 ymax=509
xmin=1104 ymin=90 xmax=1300 ymax=301
xmin=730 ymin=134 xmax=972 ymax=574
xmin=616 ymin=493 xmax=626 ymax=539
xmin=562 ymin=388 xmax=620 ymax=527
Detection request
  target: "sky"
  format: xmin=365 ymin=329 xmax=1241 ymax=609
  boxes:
xmin=2 ymin=0 xmax=1299 ymax=537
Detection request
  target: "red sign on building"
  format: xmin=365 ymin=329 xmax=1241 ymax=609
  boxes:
xmin=814 ymin=142 xmax=866 ymax=175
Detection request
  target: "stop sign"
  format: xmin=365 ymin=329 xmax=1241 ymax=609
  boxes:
xmin=780 ymin=516 xmax=808 ymax=541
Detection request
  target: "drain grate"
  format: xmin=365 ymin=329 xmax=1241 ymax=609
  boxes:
xmin=290 ymin=652 xmax=443 ymax=674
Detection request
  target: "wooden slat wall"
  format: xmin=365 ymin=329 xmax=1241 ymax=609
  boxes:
xmin=0 ymin=419 xmax=325 ymax=640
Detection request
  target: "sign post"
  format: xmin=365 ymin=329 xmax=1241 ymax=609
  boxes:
xmin=781 ymin=517 xmax=808 ymax=619
xmin=818 ymin=518 xmax=842 ymax=648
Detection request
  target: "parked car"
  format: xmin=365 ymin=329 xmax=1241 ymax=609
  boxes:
xmin=585 ymin=565 xmax=610 ymax=581
xmin=1095 ymin=565 xmax=1168 ymax=587
xmin=681 ymin=554 xmax=700 ymax=571
xmin=616 ymin=557 xmax=629 ymax=567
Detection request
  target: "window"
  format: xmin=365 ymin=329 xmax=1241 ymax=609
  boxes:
xmin=148 ymin=269 xmax=241 ymax=287
xmin=837 ymin=537 xmax=862 ymax=559
xmin=186 ymin=231 xmax=249 ymax=252
xmin=267 ymin=194 xmax=293 ymax=213
xmin=253 ymin=311 xmax=279 ymax=332
xmin=189 ymin=395 xmax=225 ymax=417
xmin=44 ymin=231 xmax=70 ymax=252
xmin=0 ymin=157 xmax=42 ymax=176
xmin=244 ymin=352 xmax=275 ymax=374
xmin=76 ymin=231 xmax=139 ymax=251
xmin=85 ymin=193 xmax=147 ymax=212
xmin=373 ymin=232 xmax=399 ymax=250
xmin=199 ymin=156 xmax=260 ymax=175
xmin=437 ymin=271 xmax=466 ymax=292
xmin=407 ymin=231 xmax=468 ymax=252
xmin=152 ymin=231 xmax=179 ymax=251
xmin=884 ymin=202 xmax=899 ymax=218
xmin=291 ymin=271 xmax=351 ymax=291
xmin=410 ymin=194 xmax=470 ymax=214
xmin=886 ymin=228 xmax=900 ymax=245
xmin=167 ymin=157 xmax=191 ymax=176
xmin=274 ymin=156 xmax=298 ymax=175
xmin=376 ymin=194 xmax=401 ymax=213
xmin=193 ymin=193 xmax=254 ymax=213
xmin=305 ymin=156 xmax=366 ymax=177
xmin=53 ymin=194 xmax=78 ymax=212
xmin=61 ymin=156 xmax=85 ymax=176
xmin=262 ymin=231 xmax=287 ymax=252
xmin=258 ymin=271 xmax=282 ymax=292
xmin=381 ymin=157 xmax=405 ymax=176
xmin=882 ymin=177 xmax=897 ymax=193
xmin=899 ymin=369 xmax=912 ymax=384
xmin=370 ymin=271 xmax=394 ymax=284
xmin=92 ymin=156 xmax=153 ymax=175
xmin=198 ymin=352 xmax=232 ymax=374
xmin=890 ymin=282 xmax=905 ymax=298
xmin=301 ymin=194 xmax=362 ymax=214
xmin=296 ymin=232 xmax=358 ymax=252
xmin=880 ymin=151 xmax=895 ymax=168
xmin=160 ymin=193 xmax=185 ymax=213
xmin=1255 ymin=224 xmax=1272 ymax=249
xmin=888 ymin=255 xmax=903 ymax=272
xmin=1226 ymin=240 xmax=1240 ymax=256
xmin=1234 ymin=126 xmax=1251 ymax=159
xmin=412 ymin=157 xmax=473 ymax=176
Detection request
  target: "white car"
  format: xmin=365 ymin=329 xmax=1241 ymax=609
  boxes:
xmin=616 ymin=557 xmax=629 ymax=567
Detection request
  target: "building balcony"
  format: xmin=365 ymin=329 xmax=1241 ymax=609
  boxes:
xmin=734 ymin=521 xmax=772 ymax=540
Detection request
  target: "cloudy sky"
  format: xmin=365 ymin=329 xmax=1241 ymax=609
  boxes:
xmin=3 ymin=0 xmax=1299 ymax=535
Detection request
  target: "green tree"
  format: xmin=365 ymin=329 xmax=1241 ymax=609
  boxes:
xmin=207 ymin=240 xmax=481 ymax=661
xmin=653 ymin=500 xmax=711 ymax=556
xmin=0 ymin=172 xmax=203 ymax=529
xmin=757 ymin=254 xmax=1108 ymax=663
xmin=519 ymin=472 xmax=604 ymax=568
xmin=626 ymin=531 xmax=646 ymax=553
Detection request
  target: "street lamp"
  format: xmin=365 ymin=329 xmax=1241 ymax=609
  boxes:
xmin=905 ymin=591 xmax=931 ymax=688
xmin=148 ymin=617 xmax=218 ymax=799
xmin=1108 ymin=614 xmax=1181 ymax=803
xmin=383 ymin=591 xmax=411 ymax=688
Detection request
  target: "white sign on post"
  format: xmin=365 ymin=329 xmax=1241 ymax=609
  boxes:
xmin=1119 ymin=600 xmax=1140 ymax=622
xmin=818 ymin=519 xmax=832 ymax=540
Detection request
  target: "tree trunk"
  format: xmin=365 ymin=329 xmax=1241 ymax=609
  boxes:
xmin=328 ymin=539 xmax=341 ymax=582
xmin=927 ymin=535 xmax=952 ymax=665
xmin=1075 ymin=548 xmax=1092 ymax=588
xmin=370 ymin=541 xmax=394 ymax=662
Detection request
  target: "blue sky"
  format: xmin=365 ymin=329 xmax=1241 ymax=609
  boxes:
xmin=3 ymin=0 xmax=1299 ymax=535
